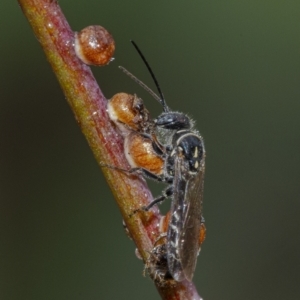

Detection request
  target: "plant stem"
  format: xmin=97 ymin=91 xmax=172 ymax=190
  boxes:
xmin=18 ymin=0 xmax=202 ymax=299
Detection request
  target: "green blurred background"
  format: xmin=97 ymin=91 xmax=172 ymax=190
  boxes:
xmin=1 ymin=1 xmax=300 ymax=299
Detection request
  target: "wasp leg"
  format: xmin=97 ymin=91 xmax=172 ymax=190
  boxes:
xmin=137 ymin=132 xmax=165 ymax=157
xmin=100 ymin=163 xmax=165 ymax=181
xmin=143 ymin=186 xmax=174 ymax=211
xmin=131 ymin=186 xmax=173 ymax=217
xmin=129 ymin=167 xmax=165 ymax=181
xmin=151 ymin=139 xmax=165 ymax=157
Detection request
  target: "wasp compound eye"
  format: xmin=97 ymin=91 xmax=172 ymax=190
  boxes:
xmin=155 ymin=112 xmax=191 ymax=130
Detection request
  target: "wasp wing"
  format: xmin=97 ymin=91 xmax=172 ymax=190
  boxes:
xmin=167 ymin=149 xmax=205 ymax=282
xmin=180 ymin=156 xmax=205 ymax=281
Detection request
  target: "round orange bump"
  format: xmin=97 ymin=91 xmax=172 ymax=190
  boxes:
xmin=108 ymin=93 xmax=151 ymax=135
xmin=199 ymin=222 xmax=206 ymax=247
xmin=124 ymin=132 xmax=164 ymax=176
xmin=75 ymin=25 xmax=115 ymax=66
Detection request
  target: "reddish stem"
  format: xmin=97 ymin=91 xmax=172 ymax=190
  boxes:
xmin=17 ymin=0 xmax=202 ymax=299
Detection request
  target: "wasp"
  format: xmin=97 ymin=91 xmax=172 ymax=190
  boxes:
xmin=108 ymin=92 xmax=206 ymax=282
xmin=107 ymin=41 xmax=206 ymax=282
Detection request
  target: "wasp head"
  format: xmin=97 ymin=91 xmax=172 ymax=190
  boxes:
xmin=155 ymin=112 xmax=191 ymax=130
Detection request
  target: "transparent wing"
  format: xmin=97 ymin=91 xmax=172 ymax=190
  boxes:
xmin=180 ymin=157 xmax=205 ymax=281
xmin=167 ymin=152 xmax=205 ymax=281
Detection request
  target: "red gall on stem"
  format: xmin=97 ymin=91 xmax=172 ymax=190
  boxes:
xmin=75 ymin=25 xmax=115 ymax=66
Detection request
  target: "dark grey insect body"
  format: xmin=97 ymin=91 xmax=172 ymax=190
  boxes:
xmin=142 ymin=108 xmax=205 ymax=282
xmin=120 ymin=41 xmax=206 ymax=282
xmin=155 ymin=122 xmax=205 ymax=281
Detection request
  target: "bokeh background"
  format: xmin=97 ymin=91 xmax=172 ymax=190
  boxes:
xmin=1 ymin=1 xmax=300 ymax=299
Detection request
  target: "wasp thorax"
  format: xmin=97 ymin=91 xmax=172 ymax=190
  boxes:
xmin=75 ymin=25 xmax=115 ymax=66
xmin=174 ymin=131 xmax=204 ymax=172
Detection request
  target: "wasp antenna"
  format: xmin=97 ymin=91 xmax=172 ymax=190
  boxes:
xmin=119 ymin=66 xmax=162 ymax=105
xmin=130 ymin=40 xmax=169 ymax=112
